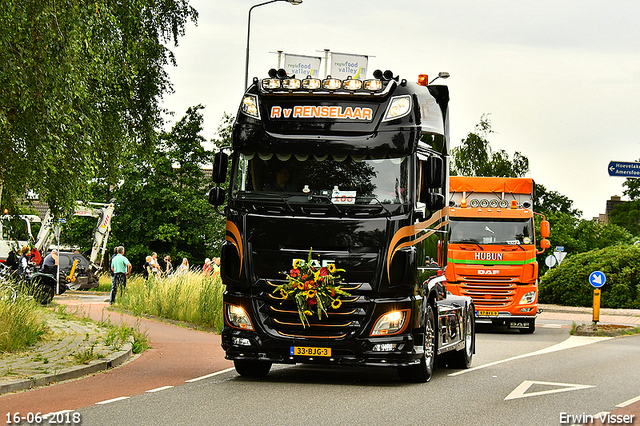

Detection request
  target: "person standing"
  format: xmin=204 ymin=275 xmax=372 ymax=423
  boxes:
xmin=149 ymin=252 xmax=161 ymax=277
xmin=110 ymin=246 xmax=131 ymax=305
xmin=202 ymin=258 xmax=213 ymax=276
xmin=17 ymin=246 xmax=31 ymax=277
xmin=175 ymin=257 xmax=189 ymax=275
xmin=163 ymin=255 xmax=173 ymax=277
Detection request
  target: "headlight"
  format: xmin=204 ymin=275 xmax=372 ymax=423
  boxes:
xmin=519 ymin=291 xmax=536 ymax=305
xmin=226 ymin=304 xmax=254 ymax=330
xmin=240 ymin=94 xmax=260 ymax=119
xmin=370 ymin=310 xmax=409 ymax=336
xmin=383 ymin=95 xmax=412 ymax=122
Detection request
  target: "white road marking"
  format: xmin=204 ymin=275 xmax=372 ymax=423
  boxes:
xmin=146 ymin=385 xmax=174 ymax=393
xmin=505 ymin=380 xmax=595 ymax=400
xmin=449 ymin=335 xmax=612 ymax=376
xmin=185 ymin=367 xmax=236 ymax=382
xmin=539 ymin=324 xmax=563 ymax=328
xmin=616 ymin=394 xmax=640 ymax=407
xmin=95 ymin=396 xmax=130 ymax=405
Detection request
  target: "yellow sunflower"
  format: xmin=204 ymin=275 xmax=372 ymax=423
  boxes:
xmin=328 ymin=263 xmax=336 ymax=273
xmin=331 ymin=299 xmax=342 ymax=309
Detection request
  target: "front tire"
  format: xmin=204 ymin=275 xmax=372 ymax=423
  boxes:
xmin=444 ymin=306 xmax=474 ymax=369
xmin=398 ymin=303 xmax=436 ymax=383
xmin=519 ymin=319 xmax=535 ymax=334
xmin=234 ymin=359 xmax=272 ymax=378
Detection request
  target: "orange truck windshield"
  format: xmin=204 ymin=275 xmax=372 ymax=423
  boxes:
xmin=449 ymin=218 xmax=534 ymax=246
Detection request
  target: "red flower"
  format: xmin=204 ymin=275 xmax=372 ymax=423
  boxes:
xmin=308 ymin=297 xmax=317 ymax=306
xmin=319 ymin=267 xmax=329 ymax=277
xmin=331 ymin=289 xmax=336 ymax=297
xmin=290 ymin=269 xmax=300 ymax=278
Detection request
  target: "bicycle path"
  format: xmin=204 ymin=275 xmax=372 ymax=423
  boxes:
xmin=0 ymin=293 xmax=232 ymax=417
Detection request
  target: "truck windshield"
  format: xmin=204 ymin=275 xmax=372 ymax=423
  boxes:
xmin=231 ymin=152 xmax=409 ymax=205
xmin=449 ymin=218 xmax=534 ymax=245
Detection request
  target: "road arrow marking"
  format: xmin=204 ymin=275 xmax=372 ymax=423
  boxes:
xmin=505 ymin=380 xmax=595 ymax=400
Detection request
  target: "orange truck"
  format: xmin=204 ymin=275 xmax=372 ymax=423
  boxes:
xmin=445 ymin=177 xmax=550 ymax=333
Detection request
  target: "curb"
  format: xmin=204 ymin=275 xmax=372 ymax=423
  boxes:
xmin=0 ymin=343 xmax=132 ymax=395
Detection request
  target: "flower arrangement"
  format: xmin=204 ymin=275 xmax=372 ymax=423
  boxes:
xmin=272 ymin=248 xmax=350 ymax=328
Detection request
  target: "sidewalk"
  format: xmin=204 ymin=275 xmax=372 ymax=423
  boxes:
xmin=0 ymin=310 xmax=132 ymax=395
xmin=538 ymin=303 xmax=640 ymax=326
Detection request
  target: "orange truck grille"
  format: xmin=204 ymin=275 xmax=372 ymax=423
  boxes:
xmin=460 ymin=281 xmax=516 ymax=307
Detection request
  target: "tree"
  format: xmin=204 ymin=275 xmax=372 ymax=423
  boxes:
xmin=110 ymin=105 xmax=216 ymax=269
xmin=534 ymin=184 xmax=582 ymax=217
xmin=450 ymin=114 xmax=529 ymax=178
xmin=0 ymin=0 xmax=198 ymax=215
xmin=608 ymin=200 xmax=640 ymax=237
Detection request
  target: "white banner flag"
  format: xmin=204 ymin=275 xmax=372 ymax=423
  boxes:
xmin=283 ymin=53 xmax=321 ymax=78
xmin=329 ymin=52 xmax=368 ymax=80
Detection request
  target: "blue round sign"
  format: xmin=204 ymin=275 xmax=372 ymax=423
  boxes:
xmin=589 ymin=271 xmax=606 ymax=288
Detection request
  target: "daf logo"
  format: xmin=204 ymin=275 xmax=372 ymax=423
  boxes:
xmin=478 ymin=269 xmax=500 ymax=275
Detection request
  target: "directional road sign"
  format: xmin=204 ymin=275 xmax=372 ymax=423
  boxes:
xmin=608 ymin=161 xmax=640 ymax=178
xmin=588 ymin=271 xmax=606 ymax=288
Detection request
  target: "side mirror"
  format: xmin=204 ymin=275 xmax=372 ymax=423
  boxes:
xmin=425 ymin=156 xmax=444 ymax=189
xmin=540 ymin=219 xmax=550 ymax=238
xmin=212 ymin=151 xmax=229 ymax=184
xmin=424 ymin=193 xmax=445 ymax=211
xmin=208 ymin=187 xmax=226 ymax=206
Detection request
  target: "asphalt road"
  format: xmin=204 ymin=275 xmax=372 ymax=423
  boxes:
xmin=70 ymin=320 xmax=640 ymax=426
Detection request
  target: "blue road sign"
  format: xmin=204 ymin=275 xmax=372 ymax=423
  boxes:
xmin=608 ymin=161 xmax=640 ymax=178
xmin=589 ymin=271 xmax=606 ymax=288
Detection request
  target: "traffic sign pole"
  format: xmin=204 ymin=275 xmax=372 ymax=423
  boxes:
xmin=593 ymin=289 xmax=601 ymax=326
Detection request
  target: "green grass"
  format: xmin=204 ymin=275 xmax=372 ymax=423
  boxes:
xmin=0 ymin=283 xmax=50 ymax=353
xmin=114 ymin=272 xmax=225 ymax=332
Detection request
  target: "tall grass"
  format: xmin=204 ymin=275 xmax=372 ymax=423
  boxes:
xmin=0 ymin=285 xmax=50 ymax=353
xmin=116 ymin=272 xmax=224 ymax=332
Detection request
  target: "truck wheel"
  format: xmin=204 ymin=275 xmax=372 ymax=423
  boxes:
xmin=519 ymin=319 xmax=535 ymax=334
xmin=234 ymin=359 xmax=272 ymax=378
xmin=398 ymin=303 xmax=435 ymax=383
xmin=445 ymin=307 xmax=475 ymax=369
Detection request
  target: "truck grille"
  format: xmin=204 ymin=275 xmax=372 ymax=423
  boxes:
xmin=460 ymin=282 xmax=516 ymax=308
xmin=256 ymin=279 xmax=371 ymax=339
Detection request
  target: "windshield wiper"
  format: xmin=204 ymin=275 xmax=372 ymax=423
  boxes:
xmin=356 ymin=196 xmax=392 ymax=216
xmin=242 ymin=191 xmax=295 ymax=213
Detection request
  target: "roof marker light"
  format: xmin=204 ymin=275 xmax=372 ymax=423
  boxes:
xmin=460 ymin=198 xmax=467 ymax=208
xmin=322 ymin=78 xmax=342 ymax=91
xmin=418 ymin=74 xmax=429 ymax=86
xmin=510 ymin=200 xmax=518 ymax=209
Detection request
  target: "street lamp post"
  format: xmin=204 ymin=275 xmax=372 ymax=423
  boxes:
xmin=244 ymin=0 xmax=303 ymax=90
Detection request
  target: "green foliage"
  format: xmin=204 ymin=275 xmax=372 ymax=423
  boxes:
xmin=539 ymin=245 xmax=640 ymax=308
xmin=0 ymin=286 xmax=49 ymax=353
xmin=450 ymin=114 xmax=529 ymax=178
xmin=109 ymin=105 xmax=218 ymax=269
xmin=609 ymin=200 xmax=640 ymax=236
xmin=0 ymin=0 xmax=197 ymax=214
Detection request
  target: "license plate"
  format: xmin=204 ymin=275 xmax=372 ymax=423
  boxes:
xmin=290 ymin=346 xmax=331 ymax=357
xmin=477 ymin=310 xmax=499 ymax=317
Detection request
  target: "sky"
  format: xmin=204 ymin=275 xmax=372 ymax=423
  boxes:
xmin=160 ymin=0 xmax=640 ymax=220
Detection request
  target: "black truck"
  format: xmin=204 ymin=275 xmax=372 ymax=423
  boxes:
xmin=209 ymin=69 xmax=475 ymax=382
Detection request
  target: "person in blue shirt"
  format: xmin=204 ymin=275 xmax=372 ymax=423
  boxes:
xmin=110 ymin=246 xmax=132 ymax=305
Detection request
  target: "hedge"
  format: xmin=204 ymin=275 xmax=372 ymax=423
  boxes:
xmin=539 ymin=245 xmax=640 ymax=309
